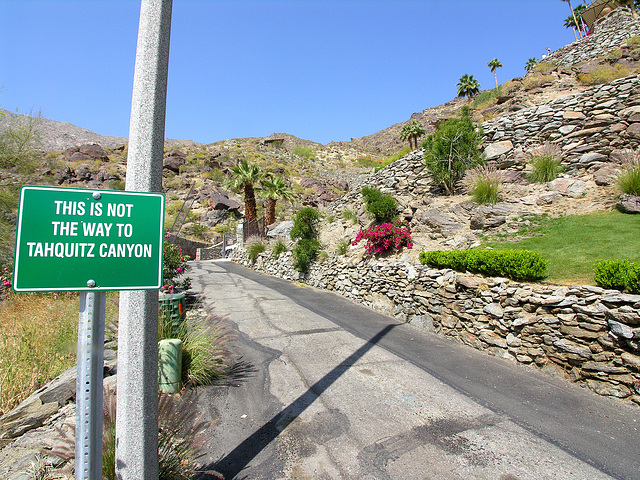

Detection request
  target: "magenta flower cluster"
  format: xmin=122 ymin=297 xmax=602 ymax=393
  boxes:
xmin=352 ymin=222 xmax=413 ymax=255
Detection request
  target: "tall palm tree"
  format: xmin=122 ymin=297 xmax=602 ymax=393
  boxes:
xmin=456 ymin=74 xmax=481 ymax=98
xmin=225 ymin=159 xmax=263 ymax=222
xmin=261 ymin=175 xmax=294 ymax=225
xmin=487 ymin=58 xmax=503 ymax=89
xmin=564 ymin=15 xmax=579 ymax=40
xmin=400 ymin=123 xmax=413 ymax=150
xmin=525 ymin=58 xmax=537 ymax=73
xmin=561 ymin=0 xmax=582 ymax=38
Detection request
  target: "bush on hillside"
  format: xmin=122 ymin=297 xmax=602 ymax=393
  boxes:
xmin=463 ymin=165 xmax=503 ymax=205
xmin=361 ymin=186 xmax=398 ymax=222
xmin=290 ymin=207 xmax=321 ymax=272
xmin=617 ymin=149 xmax=640 ymax=196
xmin=352 ymin=221 xmax=412 ymax=255
xmin=526 ymin=144 xmax=566 ymax=183
xmin=419 ymin=249 xmax=548 ymax=282
xmin=423 ymin=112 xmax=484 ymax=195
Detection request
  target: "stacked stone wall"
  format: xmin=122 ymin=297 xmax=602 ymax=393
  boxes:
xmin=481 ymin=74 xmax=640 ymax=167
xmin=234 ymin=252 xmax=640 ymax=405
xmin=546 ymin=8 xmax=640 ymax=68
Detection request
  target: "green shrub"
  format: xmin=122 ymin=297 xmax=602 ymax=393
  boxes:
xmin=293 ymin=145 xmax=316 ymax=160
xmin=182 ymin=222 xmax=208 ymax=240
xmin=419 ymin=249 xmax=548 ymax=281
xmin=617 ymin=150 xmax=640 ymax=196
xmin=336 ymin=239 xmax=350 ymax=256
xmin=292 ymin=238 xmax=320 ymax=272
xmin=464 ymin=165 xmax=502 ymax=204
xmin=342 ymin=209 xmax=358 ymax=225
xmin=423 ymin=113 xmax=484 ymax=195
xmin=246 ymin=238 xmax=266 ymax=262
xmin=271 ymin=239 xmax=288 ymax=258
xmin=626 ymin=263 xmax=640 ymax=294
xmin=361 ymin=186 xmax=398 ymax=222
xmin=470 ymin=86 xmax=502 ymax=109
xmin=290 ymin=207 xmax=321 ymax=241
xmin=527 ymin=144 xmax=565 ymax=183
xmin=594 ymin=259 xmax=630 ymax=291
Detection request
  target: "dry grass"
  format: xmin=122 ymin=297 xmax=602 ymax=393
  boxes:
xmin=0 ymin=292 xmax=79 ymax=414
xmin=577 ymin=64 xmax=636 ymax=85
xmin=522 ymin=74 xmax=555 ymax=90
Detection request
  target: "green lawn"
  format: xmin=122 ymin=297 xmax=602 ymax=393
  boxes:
xmin=482 ymin=211 xmax=640 ymax=285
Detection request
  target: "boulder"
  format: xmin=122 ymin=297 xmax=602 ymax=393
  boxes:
xmin=267 ymin=220 xmax=294 ymax=238
xmin=616 ymin=194 xmax=640 ymax=214
xmin=593 ymin=164 xmax=621 ymax=186
xmin=484 ymin=141 xmax=513 ymax=160
xmin=163 ymin=150 xmax=186 ymax=173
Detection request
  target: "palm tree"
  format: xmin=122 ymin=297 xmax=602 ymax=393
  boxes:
xmin=525 ymin=58 xmax=537 ymax=73
xmin=487 ymin=58 xmax=503 ymax=89
xmin=400 ymin=120 xmax=427 ymax=151
xmin=225 ymin=159 xmax=263 ymax=222
xmin=561 ymin=0 xmax=582 ymax=38
xmin=261 ymin=175 xmax=294 ymax=225
xmin=456 ymin=74 xmax=480 ymax=98
xmin=564 ymin=15 xmax=579 ymax=41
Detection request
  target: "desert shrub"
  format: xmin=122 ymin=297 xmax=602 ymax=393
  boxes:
xmin=290 ymin=207 xmax=321 ymax=241
xmin=531 ymin=61 xmax=556 ymax=73
xmin=271 ymin=238 xmax=288 ymax=258
xmin=594 ymin=259 xmax=629 ymax=291
xmin=522 ymin=74 xmax=555 ymax=90
xmin=0 ymin=112 xmax=42 ymax=170
xmin=342 ymin=209 xmax=358 ymax=225
xmin=317 ymin=250 xmax=329 ymax=262
xmin=419 ymin=249 xmax=548 ymax=281
xmin=464 ymin=165 xmax=502 ymax=204
xmin=182 ymin=222 xmax=209 ymax=240
xmin=352 ymin=221 xmax=412 ymax=255
xmin=577 ymin=64 xmax=634 ymax=85
xmin=354 ymin=156 xmax=383 ymax=168
xmin=336 ymin=239 xmax=350 ymax=256
xmin=627 ymin=35 xmax=640 ymax=46
xmin=292 ymin=238 xmax=320 ymax=272
xmin=617 ymin=149 xmax=640 ymax=196
xmin=246 ymin=237 xmax=267 ymax=262
xmin=423 ymin=113 xmax=484 ymax=195
xmin=527 ymin=144 xmax=565 ymax=183
xmin=470 ymin=86 xmax=502 ymax=109
xmin=500 ymin=80 xmax=520 ymax=95
xmin=361 ymin=186 xmax=398 ymax=222
xmin=293 ymin=145 xmax=316 ymax=160
xmin=291 ymin=208 xmax=321 ymax=272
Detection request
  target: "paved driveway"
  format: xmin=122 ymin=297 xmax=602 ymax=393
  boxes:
xmin=190 ymin=260 xmax=640 ymax=480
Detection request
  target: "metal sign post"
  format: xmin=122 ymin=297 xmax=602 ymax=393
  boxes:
xmin=75 ymin=291 xmax=106 ymax=480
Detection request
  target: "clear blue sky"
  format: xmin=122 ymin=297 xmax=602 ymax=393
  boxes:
xmin=1 ymin=0 xmax=579 ymax=145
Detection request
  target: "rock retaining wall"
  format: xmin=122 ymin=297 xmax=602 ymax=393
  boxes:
xmin=546 ymin=8 xmax=640 ymax=68
xmin=234 ymin=252 xmax=640 ymax=405
xmin=482 ymin=73 xmax=640 ymax=167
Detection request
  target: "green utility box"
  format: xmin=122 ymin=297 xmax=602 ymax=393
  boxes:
xmin=159 ymin=292 xmax=186 ymax=338
xmin=158 ymin=339 xmax=182 ymax=393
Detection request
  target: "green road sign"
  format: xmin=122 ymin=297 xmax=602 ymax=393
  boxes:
xmin=13 ymin=186 xmax=165 ymax=292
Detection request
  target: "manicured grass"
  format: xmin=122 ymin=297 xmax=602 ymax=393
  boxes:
xmin=482 ymin=211 xmax=640 ymax=285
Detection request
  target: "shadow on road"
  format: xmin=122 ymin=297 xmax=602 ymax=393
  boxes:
xmin=203 ymin=324 xmax=397 ymax=479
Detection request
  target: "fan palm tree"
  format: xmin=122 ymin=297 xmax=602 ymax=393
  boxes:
xmin=261 ymin=175 xmax=295 ymax=225
xmin=224 ymin=159 xmax=263 ymax=222
xmin=400 ymin=120 xmax=427 ymax=150
xmin=456 ymin=74 xmax=481 ymax=98
xmin=561 ymin=0 xmax=582 ymax=38
xmin=564 ymin=15 xmax=579 ymax=40
xmin=487 ymin=58 xmax=503 ymax=89
xmin=525 ymin=58 xmax=537 ymax=73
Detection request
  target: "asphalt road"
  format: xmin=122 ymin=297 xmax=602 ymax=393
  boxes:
xmin=190 ymin=260 xmax=640 ymax=480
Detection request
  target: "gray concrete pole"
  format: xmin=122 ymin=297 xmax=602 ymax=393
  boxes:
xmin=115 ymin=1 xmax=172 ymax=479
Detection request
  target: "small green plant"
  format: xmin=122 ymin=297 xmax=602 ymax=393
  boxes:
xmin=183 ymin=222 xmax=209 ymax=240
xmin=342 ymin=209 xmax=358 ymax=225
xmin=246 ymin=237 xmax=267 ymax=262
xmin=361 ymin=186 xmax=398 ymax=222
xmin=527 ymin=144 xmax=566 ymax=183
xmin=317 ymin=250 xmax=329 ymax=262
xmin=271 ymin=238 xmax=288 ymax=258
xmin=464 ymin=165 xmax=502 ymax=205
xmin=470 ymin=86 xmax=502 ymax=109
xmin=419 ymin=249 xmax=548 ymax=281
xmin=325 ymin=214 xmax=335 ymax=223
xmin=293 ymin=145 xmax=316 ymax=160
xmin=617 ymin=149 xmax=640 ymax=196
xmin=594 ymin=259 xmax=629 ymax=291
xmin=336 ymin=239 xmax=350 ymax=256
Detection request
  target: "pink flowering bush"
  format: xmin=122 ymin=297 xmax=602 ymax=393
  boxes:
xmin=352 ymin=222 xmax=413 ymax=255
xmin=0 ymin=265 xmax=12 ymax=290
xmin=162 ymin=234 xmax=191 ymax=293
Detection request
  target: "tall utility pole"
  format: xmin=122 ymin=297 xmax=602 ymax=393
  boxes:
xmin=115 ymin=1 xmax=172 ymax=479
